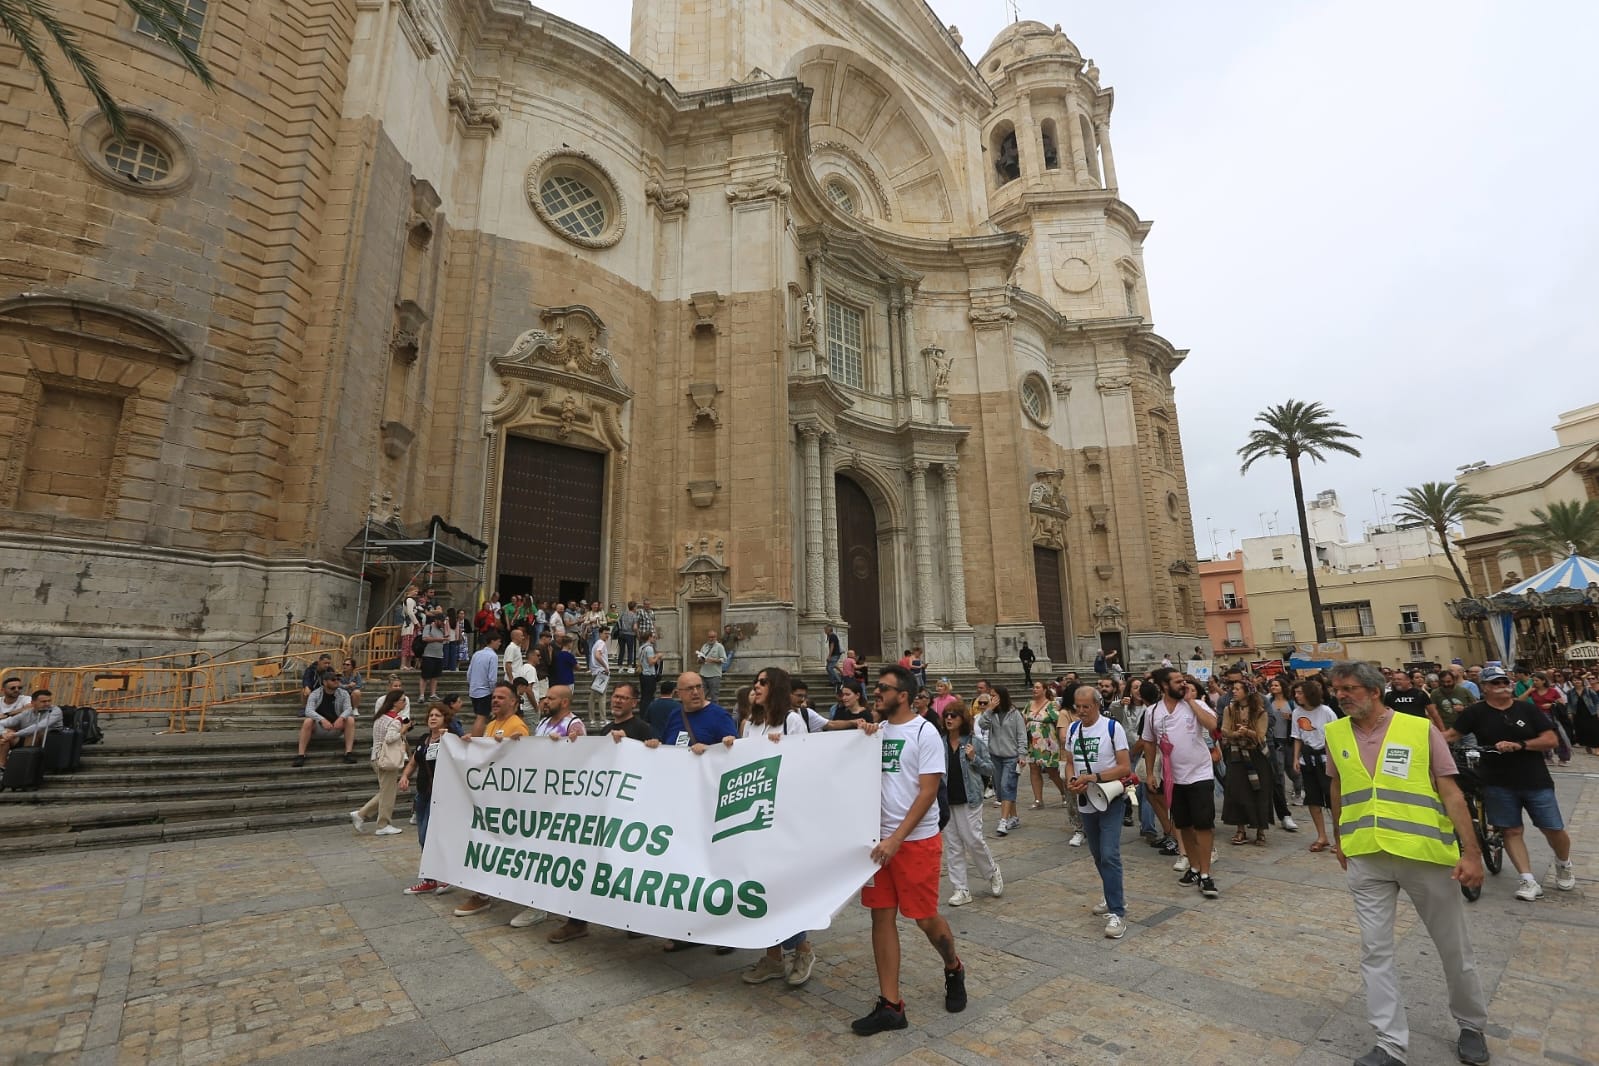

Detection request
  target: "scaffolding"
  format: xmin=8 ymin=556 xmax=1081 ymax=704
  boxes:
xmin=348 ymin=514 xmax=488 ymax=630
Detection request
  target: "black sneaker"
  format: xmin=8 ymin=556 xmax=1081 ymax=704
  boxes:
xmin=1178 ymin=869 xmax=1199 ymax=887
xmin=292 ymin=755 xmax=306 ymax=767
xmin=851 ymin=996 xmax=907 ymax=1036
xmin=944 ymin=964 xmax=967 ymax=1013
xmin=342 ymin=752 xmax=358 ymax=764
xmin=1199 ymin=876 xmax=1219 ymax=899
xmin=1159 ymin=838 xmax=1180 ymax=856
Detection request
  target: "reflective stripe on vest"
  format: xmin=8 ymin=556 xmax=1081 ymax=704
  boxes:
xmin=1327 ymin=712 xmax=1459 ymax=867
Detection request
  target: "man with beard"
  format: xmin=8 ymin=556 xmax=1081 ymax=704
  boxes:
xmin=1381 ymin=669 xmax=1445 ymax=732
xmin=1324 ymin=661 xmax=1489 ymax=1066
xmin=1140 ymin=667 xmax=1219 ymax=897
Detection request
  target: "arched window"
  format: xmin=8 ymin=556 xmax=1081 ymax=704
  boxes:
xmin=1040 ymin=119 xmax=1060 ymax=170
xmin=991 ymin=121 xmax=1020 ymax=185
xmin=1156 ymin=427 xmax=1171 ymax=468
xmin=1079 ymin=114 xmax=1100 ymax=184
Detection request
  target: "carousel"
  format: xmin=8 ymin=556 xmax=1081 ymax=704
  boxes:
xmin=1449 ymin=548 xmax=1599 ymax=667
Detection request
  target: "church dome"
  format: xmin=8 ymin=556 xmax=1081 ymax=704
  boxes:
xmin=979 ymin=21 xmax=1080 ymax=73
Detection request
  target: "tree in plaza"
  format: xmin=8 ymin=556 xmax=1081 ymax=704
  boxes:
xmin=1 ymin=0 xmax=211 ymax=140
xmin=1392 ymin=481 xmax=1502 ymax=597
xmin=1503 ymin=499 xmax=1599 ymax=561
xmin=1238 ymin=400 xmax=1363 ymax=644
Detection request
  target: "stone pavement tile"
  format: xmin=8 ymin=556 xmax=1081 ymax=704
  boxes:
xmin=453 ymin=1024 xmax=607 ymax=1066
xmin=425 ymin=991 xmax=557 ymax=1054
xmin=1313 ymin=1009 xmax=1482 ymax=1066
xmin=1488 ymin=973 xmax=1599 ymax=1065
xmin=2 ymin=851 xmax=139 ymax=932
xmin=126 ymin=908 xmax=373 ymax=996
xmin=389 ymin=951 xmax=498 ymax=1016
xmin=943 ymin=974 xmax=1305 ymax=1065
xmin=249 ymin=1018 xmax=448 ymax=1066
xmin=0 ymin=939 xmax=106 ymax=1061
xmin=138 ymin=836 xmax=309 ymax=913
xmin=367 ymin=917 xmax=472 ymax=966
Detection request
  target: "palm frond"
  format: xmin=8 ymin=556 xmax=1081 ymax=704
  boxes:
xmin=121 ymin=0 xmax=213 ymax=86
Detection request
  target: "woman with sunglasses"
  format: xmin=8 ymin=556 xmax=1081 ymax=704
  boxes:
xmin=340 ymin=659 xmax=364 ymax=711
xmin=729 ymin=667 xmax=818 ymax=987
xmin=942 ymin=700 xmax=1003 ymax=907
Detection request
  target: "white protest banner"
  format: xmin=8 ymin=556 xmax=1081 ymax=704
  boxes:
xmin=1189 ymin=659 xmax=1213 ymax=683
xmin=420 ymin=731 xmax=883 ymax=948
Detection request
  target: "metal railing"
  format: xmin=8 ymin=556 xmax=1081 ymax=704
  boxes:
xmin=1271 ymin=631 xmax=1295 ymax=643
xmin=1400 ymin=621 xmax=1427 ymax=634
xmin=1216 ymin=597 xmax=1245 ymax=610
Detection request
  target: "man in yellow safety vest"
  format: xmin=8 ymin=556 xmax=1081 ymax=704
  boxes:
xmin=1323 ymin=660 xmax=1490 ymax=1066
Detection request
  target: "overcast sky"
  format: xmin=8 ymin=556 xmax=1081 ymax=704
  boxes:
xmin=536 ymin=0 xmax=1599 ymax=556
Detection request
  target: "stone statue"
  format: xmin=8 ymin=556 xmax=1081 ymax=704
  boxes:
xmin=931 ymin=350 xmax=952 ymax=392
xmin=799 ymin=292 xmax=817 ymax=339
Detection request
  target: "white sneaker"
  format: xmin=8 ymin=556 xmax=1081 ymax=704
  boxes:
xmin=1554 ymin=864 xmax=1577 ymax=891
xmin=1173 ymin=856 xmax=1190 ymax=873
xmin=1104 ymin=914 xmax=1126 ymax=939
xmin=349 ymin=810 xmax=365 ymax=832
xmin=989 ymin=868 xmax=1005 ymax=898
xmin=984 ymin=787 xmax=995 ymax=798
xmin=1068 ymin=831 xmax=1085 ymax=847
xmin=374 ymin=825 xmax=403 ymax=836
xmin=1281 ymin=816 xmax=1299 ymax=832
xmin=1515 ymin=879 xmax=1544 ymax=902
xmin=995 ymin=819 xmax=1010 ymax=837
xmin=948 ymin=889 xmax=974 ymax=907
xmin=409 ymin=813 xmax=418 ymax=825
xmin=509 ymin=907 xmax=548 ymax=928
xmin=1091 ymin=898 xmax=1109 ymax=915
xmin=1008 ymin=816 xmax=1021 ymax=831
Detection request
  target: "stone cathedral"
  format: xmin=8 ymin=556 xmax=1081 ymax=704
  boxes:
xmin=0 ymin=0 xmax=1208 ymax=672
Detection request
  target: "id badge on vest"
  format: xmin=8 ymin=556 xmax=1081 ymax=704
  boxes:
xmin=1379 ymin=744 xmax=1412 ymax=779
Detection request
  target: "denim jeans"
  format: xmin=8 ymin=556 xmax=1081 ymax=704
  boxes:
xmin=415 ymin=791 xmax=431 ymax=850
xmin=992 ymin=755 xmax=1020 ymax=802
xmin=619 ymin=633 xmax=637 ymax=667
xmin=826 ymin=654 xmax=841 ymax=685
xmin=780 ymin=929 xmax=808 ymax=950
xmin=1080 ymin=796 xmax=1126 ymax=917
xmin=1139 ymin=782 xmax=1158 ymax=836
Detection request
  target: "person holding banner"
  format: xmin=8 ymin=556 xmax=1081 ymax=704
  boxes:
xmin=651 ymin=672 xmax=737 ymax=751
xmin=853 ymin=664 xmax=967 ymax=1036
xmin=453 ymin=682 xmax=528 ymax=919
xmin=534 ymin=685 xmax=586 ymax=741
xmin=400 ymin=703 xmax=454 ymax=896
xmin=1067 ymin=684 xmax=1133 ymax=938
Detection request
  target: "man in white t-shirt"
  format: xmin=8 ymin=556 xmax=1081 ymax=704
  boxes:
xmin=854 ymin=665 xmax=966 ymax=1036
xmin=1140 ymin=667 xmax=1221 ymax=898
xmin=1065 ymin=684 xmax=1133 ymax=938
xmin=1 ymin=676 xmax=31 ymax=718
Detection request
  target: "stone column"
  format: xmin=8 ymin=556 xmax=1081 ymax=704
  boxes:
xmin=820 ymin=431 xmax=841 ymax=619
xmin=908 ymin=460 xmax=934 ymax=630
xmin=1014 ymin=91 xmax=1039 ymax=179
xmin=940 ymin=462 xmax=969 ymax=628
xmin=1094 ymin=118 xmax=1118 ymax=189
xmin=799 ymin=423 xmax=825 ymax=619
xmin=1066 ymin=107 xmax=1092 ymax=185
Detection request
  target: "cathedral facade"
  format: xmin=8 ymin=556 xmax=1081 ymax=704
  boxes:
xmin=0 ymin=0 xmax=1207 ymax=672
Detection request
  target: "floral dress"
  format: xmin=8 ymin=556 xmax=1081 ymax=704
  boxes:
xmin=1021 ymin=699 xmax=1062 ymax=769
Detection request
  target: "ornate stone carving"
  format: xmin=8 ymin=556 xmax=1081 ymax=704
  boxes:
xmin=810 ymin=141 xmax=892 ymax=218
xmin=391 ymin=300 xmax=428 ymax=364
xmin=1081 ymin=445 xmax=1103 ymax=472
xmin=726 ymin=179 xmax=791 ymax=204
xmin=687 ymin=480 xmax=720 ymax=508
xmin=967 ymin=305 xmax=1016 ymax=328
xmin=407 ymin=178 xmax=440 ymax=248
xmin=924 ymin=345 xmax=951 ymax=393
xmin=446 ymin=83 xmax=502 ymax=132
xmin=488 ymin=305 xmax=632 ymax=458
xmin=1168 ymin=559 xmax=1194 ymax=576
xmin=687 ymin=382 xmax=722 ymax=428
xmin=1095 ymin=563 xmax=1115 ymax=580
xmin=379 ymin=420 xmax=413 ymax=460
xmin=1051 ymin=372 xmax=1072 ymax=398
xmin=1030 ymin=513 xmax=1065 ymax=550
xmin=1096 ymin=374 xmax=1133 ymax=392
xmin=1088 ymin=503 xmax=1109 ymax=531
xmin=690 ymin=291 xmax=723 ymax=335
xmin=1028 ymin=470 xmax=1069 ymax=515
xmin=644 ymin=178 xmax=690 ymax=216
xmin=1092 ymin=598 xmax=1125 ymax=627
xmin=799 ymin=292 xmax=817 ymax=339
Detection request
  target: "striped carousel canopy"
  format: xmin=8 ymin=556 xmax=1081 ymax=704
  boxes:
xmin=1505 ymin=551 xmax=1599 ymax=595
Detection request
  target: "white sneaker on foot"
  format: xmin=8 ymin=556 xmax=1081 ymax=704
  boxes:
xmin=1068 ymin=831 xmax=1085 ymax=847
xmin=509 ymin=907 xmax=548 ymax=928
xmin=349 ymin=811 xmax=365 ymax=832
xmin=1173 ymin=856 xmax=1190 ymax=873
xmin=1281 ymin=816 xmax=1299 ymax=832
xmin=374 ymin=825 xmax=402 ymax=836
xmin=1554 ymin=864 xmax=1577 ymax=891
xmin=1091 ymin=898 xmax=1109 ymax=915
xmin=948 ymin=889 xmax=973 ymax=907
xmin=1104 ymin=914 xmax=1126 ymax=939
xmin=1515 ymin=879 xmax=1543 ymax=902
xmin=989 ymin=868 xmax=1005 ymax=898
xmin=995 ymin=819 xmax=1010 ymax=837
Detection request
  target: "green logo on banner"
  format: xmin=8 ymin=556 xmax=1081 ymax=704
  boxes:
xmin=881 ymin=739 xmax=905 ymax=773
xmin=713 ymin=755 xmax=781 ymax=841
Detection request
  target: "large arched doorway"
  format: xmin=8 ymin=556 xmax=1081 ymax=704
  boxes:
xmin=495 ymin=436 xmax=605 ymax=602
xmin=836 ymin=474 xmax=882 ymax=659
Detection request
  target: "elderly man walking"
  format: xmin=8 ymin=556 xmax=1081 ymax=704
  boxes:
xmin=1324 ymin=661 xmax=1491 ymax=1066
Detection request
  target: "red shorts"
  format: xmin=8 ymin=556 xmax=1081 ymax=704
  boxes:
xmin=861 ymin=834 xmax=942 ymax=919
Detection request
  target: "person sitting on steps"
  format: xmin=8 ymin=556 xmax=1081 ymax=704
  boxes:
xmin=295 ymin=671 xmax=357 ymax=766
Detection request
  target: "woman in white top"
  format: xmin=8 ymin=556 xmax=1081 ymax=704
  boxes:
xmin=1290 ymin=677 xmax=1339 ymax=853
xmin=352 ymin=689 xmax=409 ymax=835
xmin=719 ymin=667 xmax=817 ymax=987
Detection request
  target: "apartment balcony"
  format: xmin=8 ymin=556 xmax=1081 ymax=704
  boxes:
xmin=1223 ymin=638 xmax=1249 ymax=649
xmin=1400 ymin=621 xmax=1427 ymax=634
xmin=1215 ymin=596 xmax=1246 ymax=611
xmin=1271 ymin=630 xmax=1294 ymax=643
xmin=1328 ymin=624 xmax=1378 ymax=638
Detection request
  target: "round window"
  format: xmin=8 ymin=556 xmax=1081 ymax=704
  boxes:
xmin=526 ymin=149 xmax=626 ymax=249
xmin=826 ymin=179 xmax=857 ymax=216
xmin=102 ymin=138 xmax=172 ymax=183
xmin=1166 ymin=492 xmax=1182 ymax=520
xmin=1020 ymin=375 xmax=1050 ymax=427
xmin=74 ymin=110 xmax=192 ymax=195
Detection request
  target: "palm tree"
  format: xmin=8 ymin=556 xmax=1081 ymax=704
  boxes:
xmin=1239 ymin=400 xmax=1363 ymax=644
xmin=1392 ymin=481 xmax=1502 ymax=597
xmin=1 ymin=0 xmax=211 ymax=141
xmin=1504 ymin=499 xmax=1599 ymax=561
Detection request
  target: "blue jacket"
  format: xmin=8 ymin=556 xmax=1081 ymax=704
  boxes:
xmin=948 ymin=729 xmax=993 ymax=808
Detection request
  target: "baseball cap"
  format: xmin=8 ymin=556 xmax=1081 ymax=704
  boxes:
xmin=1479 ymin=666 xmax=1509 ymax=683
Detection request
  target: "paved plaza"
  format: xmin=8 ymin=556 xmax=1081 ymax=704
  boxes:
xmin=4 ymin=766 xmax=1595 ymax=1066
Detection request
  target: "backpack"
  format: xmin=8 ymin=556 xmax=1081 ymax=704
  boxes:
xmin=913 ymin=718 xmax=951 ymax=830
xmin=64 ymin=705 xmax=104 ymax=745
xmin=1093 ymin=652 xmax=1108 ymax=674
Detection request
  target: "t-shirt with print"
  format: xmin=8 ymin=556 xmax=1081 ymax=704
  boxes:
xmin=1292 ymin=705 xmax=1338 ymax=752
xmin=1140 ymin=700 xmax=1214 ymax=785
xmin=1450 ymin=700 xmax=1555 ymax=790
xmin=1065 ymin=716 xmax=1129 ymax=811
xmin=878 ymin=717 xmax=945 ymax=842
xmin=1383 ymin=688 xmax=1433 ymax=719
xmin=1430 ymin=685 xmax=1476 ymax=730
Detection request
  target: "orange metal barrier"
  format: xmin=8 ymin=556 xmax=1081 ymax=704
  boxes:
xmin=348 ymin=626 xmax=401 ymax=677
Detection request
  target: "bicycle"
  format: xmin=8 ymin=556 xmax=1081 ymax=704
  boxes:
xmin=1449 ymin=744 xmax=1505 ymax=901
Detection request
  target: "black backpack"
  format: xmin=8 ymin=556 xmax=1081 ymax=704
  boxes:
xmin=63 ymin=706 xmax=104 ymax=745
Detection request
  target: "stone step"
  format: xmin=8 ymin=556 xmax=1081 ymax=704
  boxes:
xmin=0 ymin=787 xmax=409 ymax=834
xmin=1 ymin=768 xmax=377 ymax=802
xmin=0 ymin=806 xmax=417 ymax=857
xmin=47 ymin=761 xmax=370 ymax=786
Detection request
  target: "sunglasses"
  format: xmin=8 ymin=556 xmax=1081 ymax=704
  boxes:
xmin=943 ymin=713 xmax=961 ymax=720
xmin=875 ymin=683 xmax=900 ymax=693
xmin=1485 ymin=679 xmax=1512 ymax=686
xmin=753 ymin=677 xmax=769 ymax=686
